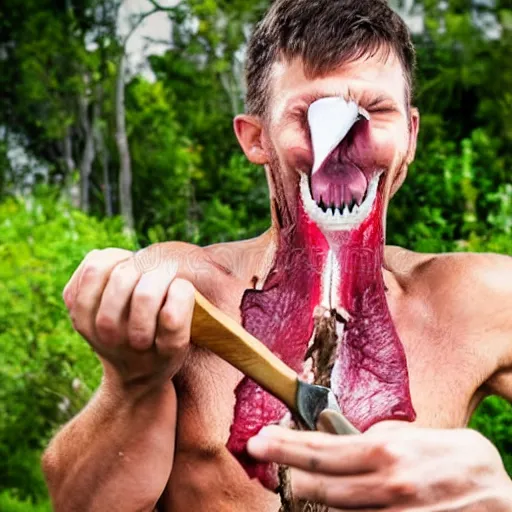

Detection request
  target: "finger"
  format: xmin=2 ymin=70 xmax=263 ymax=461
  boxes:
xmin=155 ymin=279 xmax=195 ymax=361
xmin=64 ymin=249 xmax=133 ymax=309
xmin=366 ymin=420 xmax=413 ymax=434
xmin=128 ymin=265 xmax=178 ymax=352
xmin=247 ymin=426 xmax=384 ymax=474
xmin=70 ymin=249 xmax=133 ymax=341
xmin=291 ymin=468 xmax=394 ymax=509
xmin=95 ymin=257 xmax=141 ymax=347
xmin=63 ymin=256 xmax=87 ymax=310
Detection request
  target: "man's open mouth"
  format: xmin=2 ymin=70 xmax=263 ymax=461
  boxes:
xmin=299 ymin=95 xmax=382 ymax=232
xmin=300 ymin=171 xmax=381 ymax=231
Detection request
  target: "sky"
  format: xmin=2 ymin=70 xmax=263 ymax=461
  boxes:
xmin=118 ymin=0 xmax=176 ymax=81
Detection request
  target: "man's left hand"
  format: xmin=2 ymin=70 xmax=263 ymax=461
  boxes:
xmin=247 ymin=423 xmax=512 ymax=510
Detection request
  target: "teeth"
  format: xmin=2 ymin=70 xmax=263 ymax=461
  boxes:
xmin=300 ymin=173 xmax=382 ymax=231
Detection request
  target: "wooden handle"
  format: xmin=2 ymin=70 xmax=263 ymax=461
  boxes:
xmin=190 ymin=291 xmax=299 ymax=411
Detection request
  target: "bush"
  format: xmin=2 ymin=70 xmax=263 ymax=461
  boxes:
xmin=470 ymin=397 xmax=512 ymax=476
xmin=0 ymin=188 xmax=135 ymax=501
xmin=0 ymin=491 xmax=52 ymax=512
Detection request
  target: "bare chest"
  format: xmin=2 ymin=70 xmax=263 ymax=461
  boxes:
xmin=164 ymin=291 xmax=494 ymax=511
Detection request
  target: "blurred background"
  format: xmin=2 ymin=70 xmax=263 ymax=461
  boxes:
xmin=0 ymin=0 xmax=511 ymax=509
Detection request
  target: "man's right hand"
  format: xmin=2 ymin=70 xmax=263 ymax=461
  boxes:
xmin=63 ymin=248 xmax=195 ymax=393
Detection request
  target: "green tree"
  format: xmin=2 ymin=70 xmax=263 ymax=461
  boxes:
xmin=0 ymin=188 xmax=134 ymax=501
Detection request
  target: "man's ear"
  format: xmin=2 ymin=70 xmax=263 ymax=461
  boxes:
xmin=406 ymin=107 xmax=420 ymax=165
xmin=234 ymin=115 xmax=269 ymax=165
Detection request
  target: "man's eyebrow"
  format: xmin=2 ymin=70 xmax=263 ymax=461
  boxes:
xmin=285 ymin=91 xmax=344 ymax=111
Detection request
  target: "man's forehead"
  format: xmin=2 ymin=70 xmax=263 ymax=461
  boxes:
xmin=268 ymin=51 xmax=408 ymax=120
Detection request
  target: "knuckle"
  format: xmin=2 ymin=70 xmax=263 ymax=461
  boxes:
xmin=256 ymin=437 xmax=285 ymax=460
xmin=308 ymin=456 xmax=321 ymax=471
xmin=304 ymin=436 xmax=326 ymax=452
xmin=110 ymin=257 xmax=138 ymax=283
xmin=385 ymin=473 xmax=418 ymax=501
xmin=128 ymin=325 xmax=154 ymax=351
xmin=81 ymin=261 xmax=103 ymax=283
xmin=95 ymin=312 xmax=119 ymax=340
xmin=157 ymin=332 xmax=189 ymax=357
xmin=132 ymin=288 xmax=156 ymax=307
xmin=369 ymin=439 xmax=399 ymax=464
xmin=158 ymin=306 xmax=181 ymax=333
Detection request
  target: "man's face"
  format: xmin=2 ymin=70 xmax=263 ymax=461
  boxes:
xmin=247 ymin=49 xmax=419 ymax=232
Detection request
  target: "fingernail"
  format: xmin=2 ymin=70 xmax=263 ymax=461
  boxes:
xmin=247 ymin=436 xmax=270 ymax=456
xmin=256 ymin=425 xmax=282 ymax=438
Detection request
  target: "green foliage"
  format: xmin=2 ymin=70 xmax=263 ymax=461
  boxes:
xmin=0 ymin=491 xmax=52 ymax=512
xmin=192 ymin=153 xmax=270 ymax=245
xmin=470 ymin=397 xmax=512 ymax=476
xmin=127 ymin=78 xmax=203 ymax=242
xmin=0 ymin=188 xmax=135 ymax=501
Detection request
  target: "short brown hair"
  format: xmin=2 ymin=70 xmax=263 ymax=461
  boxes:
xmin=245 ymin=0 xmax=416 ymax=116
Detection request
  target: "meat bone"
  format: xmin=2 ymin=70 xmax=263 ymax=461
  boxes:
xmin=190 ymin=291 xmax=360 ymax=436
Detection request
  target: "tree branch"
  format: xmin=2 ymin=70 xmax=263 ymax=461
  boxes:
xmin=146 ymin=0 xmax=174 ymax=12
xmin=122 ymin=7 xmax=159 ymax=47
xmin=142 ymin=35 xmax=172 ymax=46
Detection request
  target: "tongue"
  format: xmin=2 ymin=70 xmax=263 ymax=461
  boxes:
xmin=226 ymin=192 xmax=416 ymax=490
xmin=311 ymin=157 xmax=368 ymax=207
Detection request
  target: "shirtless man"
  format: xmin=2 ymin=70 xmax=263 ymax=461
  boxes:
xmin=42 ymin=0 xmax=512 ymax=510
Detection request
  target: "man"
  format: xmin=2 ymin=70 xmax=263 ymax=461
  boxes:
xmin=42 ymin=0 xmax=512 ymax=510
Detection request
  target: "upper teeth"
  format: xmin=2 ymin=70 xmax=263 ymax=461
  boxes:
xmin=300 ymin=173 xmax=381 ymax=231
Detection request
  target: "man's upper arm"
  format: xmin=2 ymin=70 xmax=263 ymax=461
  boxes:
xmin=476 ymin=253 xmax=512 ymax=402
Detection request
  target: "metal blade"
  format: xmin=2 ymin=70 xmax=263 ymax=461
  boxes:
xmin=296 ymin=380 xmax=359 ymax=434
xmin=317 ymin=409 xmax=360 ymax=435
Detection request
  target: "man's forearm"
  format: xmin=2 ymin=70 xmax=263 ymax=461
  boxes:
xmin=42 ymin=378 xmax=178 ymax=512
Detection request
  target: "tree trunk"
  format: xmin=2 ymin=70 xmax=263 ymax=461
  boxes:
xmin=97 ymin=127 xmax=113 ymax=217
xmin=78 ymin=93 xmax=97 ymax=214
xmin=115 ymin=55 xmax=135 ymax=232
xmin=94 ymin=86 xmax=113 ymax=217
xmin=63 ymin=127 xmax=80 ymax=208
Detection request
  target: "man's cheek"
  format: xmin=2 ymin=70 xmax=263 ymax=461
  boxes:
xmin=366 ymin=126 xmax=409 ymax=170
xmin=272 ymin=125 xmax=312 ymax=167
xmin=285 ymin=146 xmax=313 ymax=174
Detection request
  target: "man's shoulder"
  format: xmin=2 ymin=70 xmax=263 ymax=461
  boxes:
xmin=412 ymin=250 xmax=512 ymax=295
xmin=155 ymin=234 xmax=267 ymax=277
xmin=388 ymin=246 xmax=512 ymax=325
